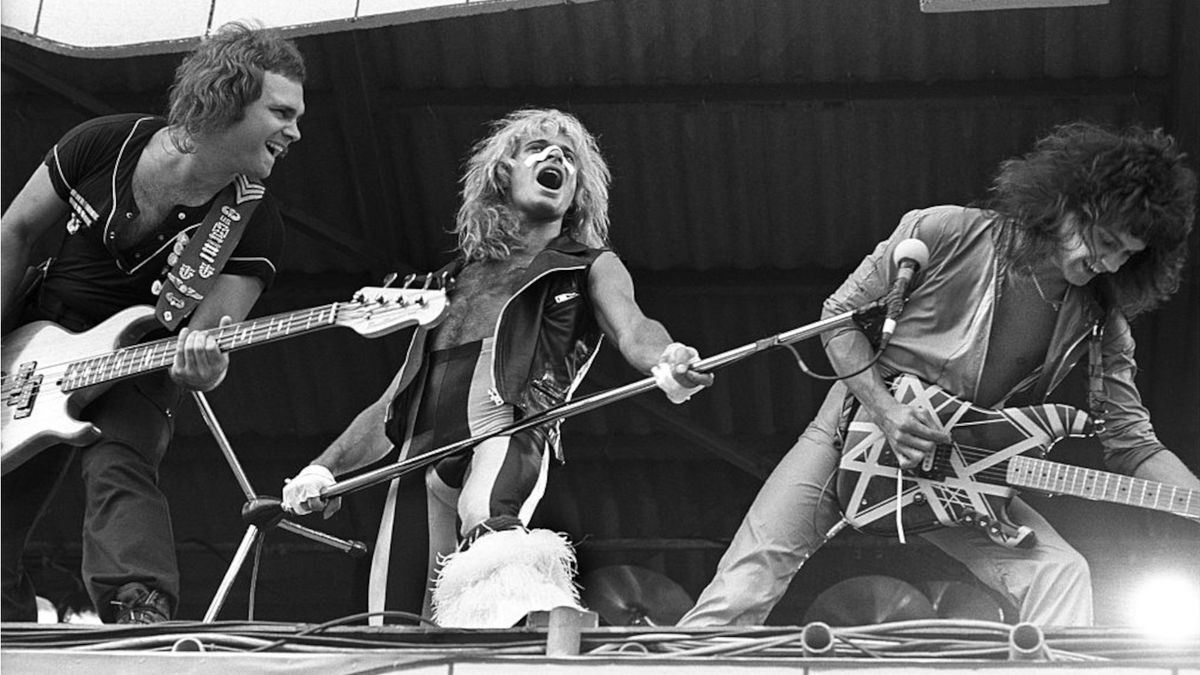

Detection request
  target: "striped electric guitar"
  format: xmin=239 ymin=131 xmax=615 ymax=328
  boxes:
xmin=1 ymin=285 xmax=448 ymax=475
xmin=837 ymin=374 xmax=1199 ymax=547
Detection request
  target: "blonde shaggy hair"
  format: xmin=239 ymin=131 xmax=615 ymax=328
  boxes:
xmin=455 ymin=109 xmax=611 ymax=261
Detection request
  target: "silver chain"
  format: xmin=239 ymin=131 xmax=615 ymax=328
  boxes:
xmin=1028 ymin=267 xmax=1064 ymax=311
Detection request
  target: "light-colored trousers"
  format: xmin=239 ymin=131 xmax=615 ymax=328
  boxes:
xmin=678 ymin=388 xmax=1093 ymax=627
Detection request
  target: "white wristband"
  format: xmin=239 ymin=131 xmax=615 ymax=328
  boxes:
xmin=654 ymin=342 xmax=705 ymax=404
xmin=297 ymin=464 xmax=335 ymax=483
xmin=653 ymin=363 xmax=701 ymax=403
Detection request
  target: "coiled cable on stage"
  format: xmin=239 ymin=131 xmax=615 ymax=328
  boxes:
xmin=248 ymin=611 xmax=439 ymax=653
xmin=2 ymin=618 xmax=1197 ymax=663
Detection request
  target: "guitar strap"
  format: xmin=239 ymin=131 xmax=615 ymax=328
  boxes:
xmin=154 ymin=175 xmax=264 ymax=330
xmin=1085 ymin=305 xmax=1108 ymax=435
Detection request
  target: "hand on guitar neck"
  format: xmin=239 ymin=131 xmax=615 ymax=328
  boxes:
xmin=170 ymin=315 xmax=233 ymax=392
xmin=1 ymin=285 xmax=449 ymax=475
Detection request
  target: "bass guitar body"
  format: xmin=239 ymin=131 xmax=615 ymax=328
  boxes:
xmin=2 ymin=284 xmax=450 ymax=476
xmin=2 ymin=306 xmax=162 ymax=471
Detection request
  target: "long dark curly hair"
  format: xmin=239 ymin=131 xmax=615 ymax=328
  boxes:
xmin=985 ymin=122 xmax=1196 ymax=317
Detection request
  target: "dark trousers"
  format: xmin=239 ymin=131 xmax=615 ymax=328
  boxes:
xmin=1 ymin=373 xmax=181 ymax=622
xmin=3 ymin=291 xmax=184 ymax=622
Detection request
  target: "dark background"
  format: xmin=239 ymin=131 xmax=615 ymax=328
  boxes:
xmin=3 ymin=0 xmax=1197 ymax=625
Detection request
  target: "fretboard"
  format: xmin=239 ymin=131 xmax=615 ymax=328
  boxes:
xmin=1008 ymin=455 xmax=1200 ymax=519
xmin=60 ymin=303 xmax=343 ymax=391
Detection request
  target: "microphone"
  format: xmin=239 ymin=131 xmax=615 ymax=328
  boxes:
xmin=879 ymin=238 xmax=930 ymax=350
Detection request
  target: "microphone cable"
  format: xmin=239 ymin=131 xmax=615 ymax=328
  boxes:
xmin=781 ymin=339 xmax=886 ymax=382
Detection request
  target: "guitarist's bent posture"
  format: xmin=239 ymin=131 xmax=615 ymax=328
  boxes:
xmin=681 ymin=122 xmax=1200 ymax=628
xmin=0 ymin=23 xmax=306 ymax=623
xmin=282 ymin=109 xmax=712 ymax=627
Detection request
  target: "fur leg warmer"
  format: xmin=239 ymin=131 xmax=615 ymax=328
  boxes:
xmin=431 ymin=528 xmax=581 ymax=628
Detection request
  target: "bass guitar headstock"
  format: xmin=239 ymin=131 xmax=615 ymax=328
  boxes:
xmin=336 ymin=273 xmax=451 ymax=338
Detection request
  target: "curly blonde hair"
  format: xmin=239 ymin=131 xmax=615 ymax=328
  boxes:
xmin=455 ymin=109 xmax=611 ymax=261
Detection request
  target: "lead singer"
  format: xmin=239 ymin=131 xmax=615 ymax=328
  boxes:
xmin=283 ymin=108 xmax=712 ymax=627
xmin=679 ymin=122 xmax=1200 ymax=628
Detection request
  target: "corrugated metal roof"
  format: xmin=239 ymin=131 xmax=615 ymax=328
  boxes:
xmin=2 ymin=0 xmax=1185 ymax=275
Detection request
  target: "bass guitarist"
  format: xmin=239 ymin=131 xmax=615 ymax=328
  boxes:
xmin=0 ymin=23 xmax=305 ymax=624
xmin=679 ymin=122 xmax=1200 ymax=628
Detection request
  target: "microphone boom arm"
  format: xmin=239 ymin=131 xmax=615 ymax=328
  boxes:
xmin=320 ymin=308 xmax=871 ymax=501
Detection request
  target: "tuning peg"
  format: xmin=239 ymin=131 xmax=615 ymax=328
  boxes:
xmin=403 ymin=273 xmax=417 ymax=289
xmin=381 ymin=272 xmax=399 ymax=288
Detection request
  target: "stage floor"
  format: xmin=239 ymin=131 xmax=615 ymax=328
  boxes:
xmin=3 ymin=619 xmax=1199 ymax=674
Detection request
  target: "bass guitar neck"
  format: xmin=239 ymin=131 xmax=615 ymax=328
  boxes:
xmin=1 ymin=284 xmax=448 ymax=474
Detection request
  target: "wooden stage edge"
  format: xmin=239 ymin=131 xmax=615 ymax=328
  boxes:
xmin=2 ymin=619 xmax=1200 ymax=674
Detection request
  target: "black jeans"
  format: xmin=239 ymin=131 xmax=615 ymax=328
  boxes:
xmin=2 ymin=297 xmax=181 ymax=622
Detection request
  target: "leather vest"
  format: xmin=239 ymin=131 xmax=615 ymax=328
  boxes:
xmin=386 ymin=236 xmax=607 ymax=459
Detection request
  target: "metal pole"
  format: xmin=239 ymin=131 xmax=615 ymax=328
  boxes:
xmin=322 ymin=309 xmax=862 ymax=500
xmin=202 ymin=525 xmax=259 ymax=623
xmin=192 ymin=392 xmax=368 ymax=621
xmin=192 ymin=391 xmax=255 ymax=499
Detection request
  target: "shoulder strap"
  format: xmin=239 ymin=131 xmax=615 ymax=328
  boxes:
xmin=1085 ymin=294 xmax=1109 ymax=434
xmin=154 ymin=175 xmax=263 ymax=329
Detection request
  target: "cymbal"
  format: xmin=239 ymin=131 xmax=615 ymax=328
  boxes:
xmin=803 ymin=575 xmax=936 ymax=626
xmin=580 ymin=565 xmax=694 ymax=627
xmin=919 ymin=580 xmax=1006 ymax=622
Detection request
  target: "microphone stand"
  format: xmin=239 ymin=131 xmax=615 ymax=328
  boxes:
xmin=191 ymin=391 xmax=367 ymax=623
xmin=317 ymin=304 xmax=881 ymax=502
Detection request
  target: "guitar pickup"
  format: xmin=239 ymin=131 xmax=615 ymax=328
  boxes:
xmin=9 ymin=373 xmax=42 ymax=419
xmin=6 ymin=361 xmax=38 ymax=406
xmin=882 ymin=443 xmax=946 ymax=480
xmin=921 ymin=442 xmax=948 ymax=474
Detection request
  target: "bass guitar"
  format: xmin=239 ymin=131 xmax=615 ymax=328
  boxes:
xmin=1 ymin=285 xmax=448 ymax=474
xmin=837 ymin=374 xmax=1199 ymax=547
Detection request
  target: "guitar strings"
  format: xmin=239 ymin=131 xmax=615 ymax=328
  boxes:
xmin=911 ymin=440 xmax=1159 ymax=502
xmin=905 ymin=440 xmax=1028 ymax=484
xmin=4 ymin=300 xmax=424 ymax=391
xmin=6 ymin=303 xmax=339 ymax=378
xmin=64 ymin=304 xmax=354 ymax=387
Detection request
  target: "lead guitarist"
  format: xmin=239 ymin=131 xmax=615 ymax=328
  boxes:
xmin=0 ymin=23 xmax=306 ymax=624
xmin=282 ymin=109 xmax=712 ymax=627
xmin=680 ymin=122 xmax=1200 ymax=628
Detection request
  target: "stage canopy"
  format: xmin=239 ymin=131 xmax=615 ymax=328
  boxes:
xmin=0 ymin=0 xmax=601 ymax=56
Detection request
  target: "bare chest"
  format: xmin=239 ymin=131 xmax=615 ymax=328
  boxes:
xmin=977 ymin=276 xmax=1060 ymax=406
xmin=111 ymin=174 xmax=178 ymax=249
xmin=432 ymin=257 xmax=535 ymax=349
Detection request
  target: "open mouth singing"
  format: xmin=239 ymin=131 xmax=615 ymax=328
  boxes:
xmin=536 ymin=167 xmax=564 ymax=190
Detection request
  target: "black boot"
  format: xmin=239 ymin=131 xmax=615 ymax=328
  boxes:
xmin=111 ymin=583 xmax=171 ymax=624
